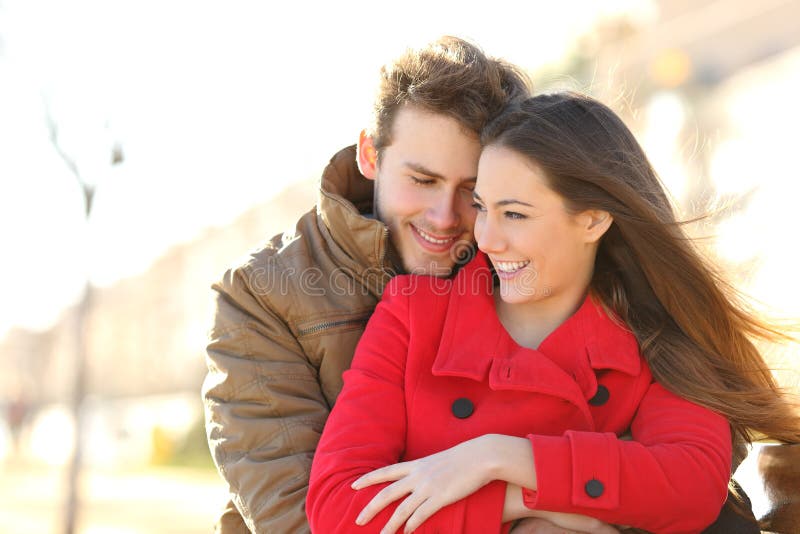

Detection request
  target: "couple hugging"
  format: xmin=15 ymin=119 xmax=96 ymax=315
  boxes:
xmin=203 ymin=36 xmax=800 ymax=534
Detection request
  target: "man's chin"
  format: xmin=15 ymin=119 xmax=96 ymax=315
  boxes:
xmin=403 ymin=258 xmax=456 ymax=277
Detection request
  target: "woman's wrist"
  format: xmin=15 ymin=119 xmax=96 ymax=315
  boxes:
xmin=502 ymin=483 xmax=531 ymax=522
xmin=481 ymin=434 xmax=537 ymax=489
xmin=478 ymin=434 xmax=505 ymax=480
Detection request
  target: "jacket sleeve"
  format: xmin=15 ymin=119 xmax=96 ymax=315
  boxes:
xmin=203 ymin=264 xmax=328 ymax=534
xmin=307 ymin=276 xmax=509 ymax=534
xmin=524 ymin=381 xmax=732 ymax=533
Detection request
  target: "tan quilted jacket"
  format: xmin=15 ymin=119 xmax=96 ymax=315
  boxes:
xmin=203 ymin=145 xmax=397 ymax=533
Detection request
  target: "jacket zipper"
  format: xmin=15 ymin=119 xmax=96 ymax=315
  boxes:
xmin=297 ymin=316 xmax=370 ymax=336
xmin=380 ymin=227 xmax=388 ymax=268
xmin=298 ymin=227 xmax=388 ymax=337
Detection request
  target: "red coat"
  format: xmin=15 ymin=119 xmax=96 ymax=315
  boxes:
xmin=307 ymin=253 xmax=731 ymax=533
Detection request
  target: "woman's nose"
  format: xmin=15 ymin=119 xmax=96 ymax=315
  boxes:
xmin=475 ymin=215 xmax=504 ymax=254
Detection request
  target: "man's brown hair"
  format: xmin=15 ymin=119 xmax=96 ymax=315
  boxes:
xmin=368 ymin=36 xmax=531 ymax=161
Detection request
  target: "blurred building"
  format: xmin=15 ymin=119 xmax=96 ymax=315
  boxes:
xmin=1 ymin=177 xmax=316 ymax=399
xmin=0 ymin=177 xmax=316 ymax=466
xmin=584 ymin=0 xmax=800 ymax=215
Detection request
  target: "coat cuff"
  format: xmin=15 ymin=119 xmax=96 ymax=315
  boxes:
xmin=523 ymin=431 xmax=620 ymax=511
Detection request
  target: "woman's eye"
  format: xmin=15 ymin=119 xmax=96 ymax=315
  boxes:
xmin=410 ymin=176 xmax=435 ymax=186
xmin=470 ymin=202 xmax=486 ymax=212
xmin=504 ymin=211 xmax=526 ymax=220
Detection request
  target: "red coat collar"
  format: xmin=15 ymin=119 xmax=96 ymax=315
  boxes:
xmin=432 ymin=253 xmax=641 ymax=402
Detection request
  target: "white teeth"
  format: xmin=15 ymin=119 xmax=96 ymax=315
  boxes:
xmin=416 ymin=227 xmax=453 ymax=245
xmin=495 ymin=260 xmax=530 ymax=272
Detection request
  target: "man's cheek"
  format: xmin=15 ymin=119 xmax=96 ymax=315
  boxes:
xmin=390 ymin=187 xmax=427 ymax=218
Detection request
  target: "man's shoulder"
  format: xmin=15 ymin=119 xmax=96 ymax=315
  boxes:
xmin=225 ymin=207 xmax=322 ymax=276
xmin=211 ymin=208 xmax=318 ymax=300
xmin=214 ymin=206 xmax=380 ymax=322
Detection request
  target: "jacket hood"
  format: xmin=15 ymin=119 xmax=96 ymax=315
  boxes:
xmin=317 ymin=145 xmax=398 ymax=276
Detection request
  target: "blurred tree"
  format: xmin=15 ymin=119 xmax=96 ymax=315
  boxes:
xmin=44 ymin=100 xmax=123 ymax=534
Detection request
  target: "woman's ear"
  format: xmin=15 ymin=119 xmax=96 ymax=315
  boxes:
xmin=581 ymin=210 xmax=613 ymax=243
xmin=357 ymin=130 xmax=378 ymax=180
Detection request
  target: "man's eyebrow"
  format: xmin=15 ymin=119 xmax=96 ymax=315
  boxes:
xmin=472 ymin=191 xmax=534 ymax=208
xmin=404 ymin=161 xmax=444 ymax=178
xmin=404 ymin=161 xmax=477 ymax=183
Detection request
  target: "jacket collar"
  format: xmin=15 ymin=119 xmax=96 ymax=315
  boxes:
xmin=432 ymin=253 xmax=641 ymax=395
xmin=317 ymin=145 xmax=399 ymax=280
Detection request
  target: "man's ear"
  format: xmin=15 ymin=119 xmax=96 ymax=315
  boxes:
xmin=580 ymin=209 xmax=613 ymax=244
xmin=357 ymin=130 xmax=378 ymax=180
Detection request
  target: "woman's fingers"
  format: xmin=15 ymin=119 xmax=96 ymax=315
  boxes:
xmin=403 ymin=496 xmax=441 ymax=533
xmin=356 ymin=479 xmax=412 ymax=526
xmin=353 ymin=462 xmax=412 ymax=489
xmin=381 ymin=494 xmax=428 ymax=534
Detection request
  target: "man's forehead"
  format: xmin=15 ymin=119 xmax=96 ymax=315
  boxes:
xmin=378 ymin=106 xmax=481 ymax=181
xmin=390 ymin=105 xmax=478 ymax=140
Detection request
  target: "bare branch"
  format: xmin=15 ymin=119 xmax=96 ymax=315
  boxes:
xmin=42 ymin=94 xmax=82 ymax=183
xmin=41 ymin=94 xmax=96 ymax=216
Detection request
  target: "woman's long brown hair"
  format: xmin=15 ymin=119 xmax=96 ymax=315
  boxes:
xmin=481 ymin=92 xmax=800 ymax=453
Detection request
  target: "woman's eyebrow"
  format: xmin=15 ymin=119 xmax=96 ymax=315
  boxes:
xmin=472 ymin=191 xmax=534 ymax=208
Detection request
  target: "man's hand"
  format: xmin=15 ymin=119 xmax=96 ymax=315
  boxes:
xmin=504 ymin=484 xmax=620 ymax=534
xmin=511 ymin=516 xmax=620 ymax=534
xmin=511 ymin=517 xmax=588 ymax=534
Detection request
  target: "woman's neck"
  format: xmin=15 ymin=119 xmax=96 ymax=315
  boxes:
xmin=495 ymin=287 xmax=589 ymax=350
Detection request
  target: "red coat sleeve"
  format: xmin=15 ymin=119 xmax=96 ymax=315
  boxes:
xmin=525 ymin=381 xmax=732 ymax=533
xmin=307 ymin=276 xmax=509 ymax=534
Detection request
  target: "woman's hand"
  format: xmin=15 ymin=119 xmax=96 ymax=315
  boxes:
xmin=351 ymin=435 xmax=498 ymax=533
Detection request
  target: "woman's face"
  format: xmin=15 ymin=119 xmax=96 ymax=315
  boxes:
xmin=473 ymin=145 xmax=603 ymax=307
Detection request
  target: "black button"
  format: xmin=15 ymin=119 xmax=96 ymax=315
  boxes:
xmin=589 ymin=385 xmax=610 ymax=406
xmin=585 ymin=479 xmax=604 ymax=498
xmin=451 ymin=398 xmax=474 ymax=419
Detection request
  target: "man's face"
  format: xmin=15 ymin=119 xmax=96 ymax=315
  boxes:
xmin=369 ymin=106 xmax=481 ymax=276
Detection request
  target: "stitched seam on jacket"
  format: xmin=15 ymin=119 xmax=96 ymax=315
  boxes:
xmin=294 ymin=306 xmax=374 ymax=328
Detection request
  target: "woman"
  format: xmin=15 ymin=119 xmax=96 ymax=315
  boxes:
xmin=306 ymin=92 xmax=800 ymax=533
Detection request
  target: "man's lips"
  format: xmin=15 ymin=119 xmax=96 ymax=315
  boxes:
xmin=410 ymin=224 xmax=459 ymax=253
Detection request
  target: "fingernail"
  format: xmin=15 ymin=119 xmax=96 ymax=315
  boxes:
xmin=351 ymin=480 xmax=361 ymax=489
xmin=355 ymin=513 xmax=364 ymax=526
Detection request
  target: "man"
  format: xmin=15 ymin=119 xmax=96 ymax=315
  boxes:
xmin=203 ymin=36 xmax=531 ymax=533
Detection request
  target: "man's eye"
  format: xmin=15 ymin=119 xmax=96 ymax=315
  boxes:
xmin=470 ymin=202 xmax=486 ymax=212
xmin=505 ymin=211 xmax=526 ymax=220
xmin=410 ymin=176 xmax=435 ymax=185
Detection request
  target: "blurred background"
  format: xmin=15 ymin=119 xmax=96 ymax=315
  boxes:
xmin=1 ymin=0 xmax=799 ymax=532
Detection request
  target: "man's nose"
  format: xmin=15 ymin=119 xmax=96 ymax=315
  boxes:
xmin=426 ymin=190 xmax=459 ymax=231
